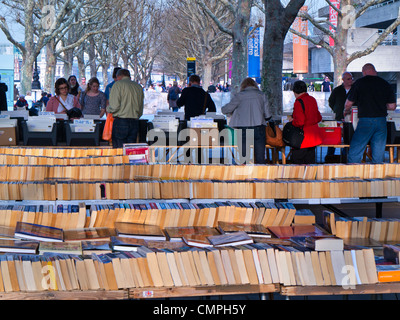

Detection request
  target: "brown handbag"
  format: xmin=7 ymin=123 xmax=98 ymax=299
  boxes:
xmin=266 ymin=122 xmax=286 ymax=147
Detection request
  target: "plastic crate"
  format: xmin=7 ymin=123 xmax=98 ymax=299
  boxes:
xmin=319 ymin=127 xmax=342 ymax=145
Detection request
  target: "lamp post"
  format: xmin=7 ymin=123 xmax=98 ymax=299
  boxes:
xmin=31 ymin=57 xmax=41 ymax=110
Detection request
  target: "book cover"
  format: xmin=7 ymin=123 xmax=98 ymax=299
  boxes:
xmin=110 ymin=236 xmax=147 ymax=251
xmin=376 ymin=264 xmax=400 ymax=282
xmin=164 ymin=226 xmax=220 ymax=242
xmin=217 ymin=221 xmax=271 ymax=238
xmin=39 ymin=241 xmax=82 ymax=255
xmin=115 ymin=222 xmax=166 ymax=241
xmin=267 ymin=224 xmax=332 ymax=239
xmin=81 ymin=240 xmax=112 ymax=254
xmin=0 ymin=239 xmax=38 ymax=254
xmin=14 ymin=222 xmax=63 ymax=242
xmin=207 ymin=231 xmax=254 ymax=247
xmin=63 ymin=227 xmax=117 ymax=242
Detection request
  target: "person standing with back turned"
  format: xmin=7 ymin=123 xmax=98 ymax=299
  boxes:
xmin=344 ymin=63 xmax=396 ymax=164
xmin=177 ymin=75 xmax=216 ymax=120
xmin=107 ymin=69 xmax=144 ymax=148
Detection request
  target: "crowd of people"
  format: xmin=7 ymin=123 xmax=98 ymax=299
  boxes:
xmin=4 ymin=62 xmax=397 ymax=162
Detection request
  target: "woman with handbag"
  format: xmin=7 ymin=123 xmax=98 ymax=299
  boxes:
xmin=289 ymin=80 xmax=323 ymax=164
xmin=46 ymin=78 xmax=81 ymax=115
xmin=221 ymin=77 xmax=271 ymax=164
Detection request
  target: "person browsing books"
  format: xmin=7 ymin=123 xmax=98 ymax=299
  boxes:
xmin=107 ymin=69 xmax=144 ymax=148
xmin=290 ymin=80 xmax=323 ymax=164
xmin=221 ymin=77 xmax=271 ymax=164
xmin=344 ymin=63 xmax=397 ymax=163
xmin=46 ymin=78 xmax=81 ymax=114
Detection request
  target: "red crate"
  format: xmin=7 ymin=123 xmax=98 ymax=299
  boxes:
xmin=319 ymin=127 xmax=342 ymax=145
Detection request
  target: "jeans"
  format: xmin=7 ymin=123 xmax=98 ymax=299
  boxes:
xmin=237 ymin=125 xmax=266 ymax=164
xmin=348 ymin=117 xmax=387 ymax=164
xmin=112 ymin=117 xmax=139 ymax=148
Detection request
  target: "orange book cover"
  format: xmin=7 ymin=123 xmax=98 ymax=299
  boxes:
xmin=377 ymin=265 xmax=400 ymax=282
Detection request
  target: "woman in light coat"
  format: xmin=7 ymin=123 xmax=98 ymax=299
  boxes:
xmin=221 ymin=78 xmax=271 ymax=164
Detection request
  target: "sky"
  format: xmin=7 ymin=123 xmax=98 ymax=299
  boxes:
xmin=0 ymin=0 xmax=328 ymax=45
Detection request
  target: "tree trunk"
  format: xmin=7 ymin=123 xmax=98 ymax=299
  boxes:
xmin=45 ymin=40 xmax=57 ymax=94
xmin=63 ymin=49 xmax=74 ymax=79
xmin=102 ymin=63 xmax=109 ymax=86
xmin=332 ymin=9 xmax=349 ymax=87
xmin=20 ymin=55 xmax=35 ymax=96
xmin=262 ymin=0 xmax=305 ymax=116
xmin=76 ymin=49 xmax=86 ymax=85
xmin=202 ymin=55 xmax=213 ymax=91
xmin=88 ymin=37 xmax=97 ymax=78
xmin=230 ymin=0 xmax=252 ymax=94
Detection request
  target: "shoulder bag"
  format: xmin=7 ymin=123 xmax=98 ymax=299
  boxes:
xmin=282 ymin=99 xmax=305 ymax=149
xmin=55 ymin=96 xmax=83 ymax=119
xmin=266 ymin=121 xmax=285 ymax=147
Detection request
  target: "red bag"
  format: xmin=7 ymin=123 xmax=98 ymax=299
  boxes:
xmin=102 ymin=113 xmax=114 ymax=141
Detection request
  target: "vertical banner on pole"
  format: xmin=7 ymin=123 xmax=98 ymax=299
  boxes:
xmin=187 ymin=57 xmax=196 ymax=83
xmin=292 ymin=6 xmax=309 ymax=74
xmin=248 ymin=27 xmax=261 ymax=79
xmin=329 ymin=0 xmax=341 ymax=46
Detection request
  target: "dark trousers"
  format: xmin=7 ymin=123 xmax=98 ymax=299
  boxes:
xmin=291 ymin=147 xmax=316 ymax=164
xmin=238 ymin=125 xmax=266 ymax=164
xmin=112 ymin=117 xmax=139 ymax=148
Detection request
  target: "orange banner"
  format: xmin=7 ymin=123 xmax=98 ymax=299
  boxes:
xmin=292 ymin=6 xmax=308 ymax=74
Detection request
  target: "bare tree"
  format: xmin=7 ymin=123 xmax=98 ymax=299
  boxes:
xmin=159 ymin=0 xmax=232 ymax=89
xmin=290 ymin=0 xmax=400 ymax=86
xmin=0 ymin=0 xmax=129 ymax=94
xmin=196 ymin=0 xmax=254 ymax=93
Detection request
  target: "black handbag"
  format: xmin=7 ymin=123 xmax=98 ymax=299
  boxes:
xmin=282 ymin=99 xmax=305 ymax=149
xmin=66 ymin=107 xmax=83 ymax=119
xmin=55 ymin=96 xmax=83 ymax=119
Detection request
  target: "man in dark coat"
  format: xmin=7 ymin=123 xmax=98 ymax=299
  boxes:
xmin=177 ymin=75 xmax=216 ymax=121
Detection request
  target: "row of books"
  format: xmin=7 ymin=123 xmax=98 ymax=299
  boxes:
xmin=0 ymin=155 xmax=130 ymax=166
xmin=0 ymin=201 xmax=298 ymax=230
xmin=2 ymin=160 xmax=400 ymax=181
xmin=0 ymin=147 xmax=123 ymax=158
xmin=324 ymin=211 xmax=400 ymax=243
xmin=5 ymin=163 xmax=400 ymax=183
xmin=0 ymin=246 xmax=380 ymax=293
xmin=0 ymin=179 xmax=399 ymax=201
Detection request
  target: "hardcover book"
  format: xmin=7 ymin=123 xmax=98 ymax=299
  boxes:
xmin=63 ymin=227 xmax=117 ymax=242
xmin=110 ymin=236 xmax=147 ymax=251
xmin=115 ymin=222 xmax=166 ymax=241
xmin=267 ymin=224 xmax=332 ymax=240
xmin=0 ymin=239 xmax=39 ymax=254
xmin=217 ymin=221 xmax=271 ymax=238
xmin=164 ymin=226 xmax=220 ymax=242
xmin=14 ymin=222 xmax=63 ymax=242
xmin=207 ymin=231 xmax=254 ymax=247
xmin=39 ymin=241 xmax=82 ymax=255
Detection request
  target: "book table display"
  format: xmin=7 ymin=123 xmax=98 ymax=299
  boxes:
xmin=0 ymin=147 xmax=400 ymax=300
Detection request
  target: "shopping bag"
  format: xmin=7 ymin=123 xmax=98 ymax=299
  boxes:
xmin=102 ymin=113 xmax=114 ymax=141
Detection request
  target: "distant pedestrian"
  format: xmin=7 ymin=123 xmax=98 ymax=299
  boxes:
xmin=167 ymin=81 xmax=181 ymax=112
